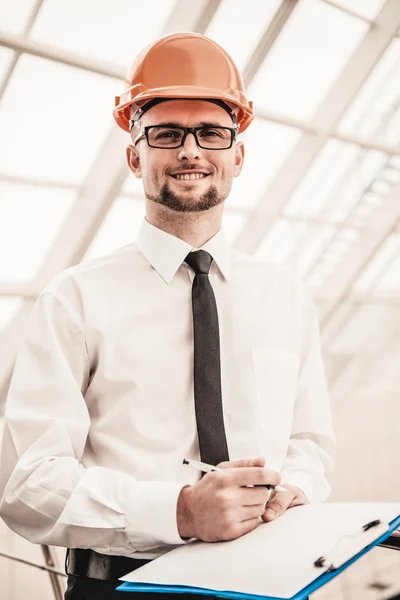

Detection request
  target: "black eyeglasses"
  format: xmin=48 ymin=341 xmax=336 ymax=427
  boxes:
xmin=134 ymin=125 xmax=237 ymax=150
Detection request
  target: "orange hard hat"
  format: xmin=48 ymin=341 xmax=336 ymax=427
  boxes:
xmin=113 ymin=32 xmax=254 ymax=133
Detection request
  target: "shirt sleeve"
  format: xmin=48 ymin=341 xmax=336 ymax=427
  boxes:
xmin=279 ymin=280 xmax=336 ymax=503
xmin=0 ymin=291 xmax=186 ymax=553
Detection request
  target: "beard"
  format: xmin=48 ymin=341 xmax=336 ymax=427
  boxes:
xmin=146 ymin=182 xmax=226 ymax=213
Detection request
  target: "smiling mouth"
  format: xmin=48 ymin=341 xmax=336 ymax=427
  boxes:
xmin=170 ymin=173 xmax=210 ymax=181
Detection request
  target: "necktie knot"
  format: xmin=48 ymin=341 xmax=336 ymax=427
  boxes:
xmin=185 ymin=250 xmax=213 ymax=275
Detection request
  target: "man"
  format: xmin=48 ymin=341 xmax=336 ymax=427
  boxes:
xmin=0 ymin=33 xmax=334 ymax=600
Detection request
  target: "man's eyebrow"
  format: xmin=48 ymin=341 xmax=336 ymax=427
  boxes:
xmin=152 ymin=121 xmax=227 ymax=128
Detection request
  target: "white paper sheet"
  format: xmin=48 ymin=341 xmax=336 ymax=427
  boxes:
xmin=121 ymin=502 xmax=400 ymax=599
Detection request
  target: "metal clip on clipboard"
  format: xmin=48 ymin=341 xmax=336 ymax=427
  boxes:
xmin=314 ymin=519 xmax=390 ymax=571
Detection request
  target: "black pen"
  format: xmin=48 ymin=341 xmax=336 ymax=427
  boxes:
xmin=183 ymin=458 xmax=287 ymax=492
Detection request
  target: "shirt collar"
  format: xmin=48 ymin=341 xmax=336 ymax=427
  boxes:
xmin=136 ymin=218 xmax=231 ymax=284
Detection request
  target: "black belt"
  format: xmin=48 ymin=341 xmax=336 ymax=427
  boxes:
xmin=66 ymin=548 xmax=152 ymax=582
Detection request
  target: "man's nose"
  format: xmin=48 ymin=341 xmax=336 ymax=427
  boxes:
xmin=177 ymin=132 xmax=203 ymax=160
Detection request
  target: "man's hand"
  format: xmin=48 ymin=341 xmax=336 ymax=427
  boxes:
xmin=177 ymin=457 xmax=279 ymax=542
xmin=262 ymin=484 xmax=309 ymax=522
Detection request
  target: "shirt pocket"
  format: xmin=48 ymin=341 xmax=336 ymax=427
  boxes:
xmin=251 ymin=348 xmax=299 ymax=435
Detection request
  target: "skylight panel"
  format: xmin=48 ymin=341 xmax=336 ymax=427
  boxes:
xmin=0 ymin=55 xmax=118 ymax=184
xmin=255 ymin=218 xmax=337 ymax=279
xmin=305 ymin=227 xmax=361 ymax=288
xmin=30 ymin=0 xmax=176 ymax=68
xmin=255 ymin=218 xmax=308 ymax=264
xmin=0 ymin=0 xmax=38 ymax=34
xmin=339 ymin=39 xmax=400 ymax=137
xmin=354 ymin=233 xmax=400 ymax=293
xmin=295 ymin=224 xmax=337 ymax=277
xmin=372 ymin=250 xmax=400 ymax=293
xmin=226 ymin=119 xmax=301 ymax=210
xmin=84 ymin=196 xmax=144 ymax=261
xmin=205 ymin=0 xmax=281 ymax=72
xmin=324 ymin=149 xmax=388 ymax=223
xmin=284 ymin=140 xmax=358 ymax=218
xmin=284 ymin=138 xmax=389 ymax=224
xmin=329 ymin=304 xmax=389 ymax=354
xmin=0 ymin=183 xmax=75 ymax=282
xmin=0 ymin=47 xmax=14 ymax=87
xmin=328 ymin=0 xmax=386 ymax=20
xmin=248 ymin=0 xmax=368 ymax=121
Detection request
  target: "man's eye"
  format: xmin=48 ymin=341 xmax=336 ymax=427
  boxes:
xmin=199 ymin=129 xmax=222 ymax=138
xmin=156 ymin=130 xmax=181 ymax=139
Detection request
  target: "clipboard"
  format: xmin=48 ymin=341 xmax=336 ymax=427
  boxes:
xmin=117 ymin=503 xmax=400 ymax=599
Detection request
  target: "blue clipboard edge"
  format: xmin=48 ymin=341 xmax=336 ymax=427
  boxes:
xmin=117 ymin=514 xmax=400 ymax=599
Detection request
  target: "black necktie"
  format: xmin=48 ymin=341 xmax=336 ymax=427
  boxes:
xmin=185 ymin=250 xmax=230 ymax=466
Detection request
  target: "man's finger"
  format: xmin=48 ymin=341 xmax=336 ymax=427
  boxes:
xmin=217 ymin=457 xmax=266 ymax=469
xmin=288 ymin=496 xmax=309 ymax=508
xmin=240 ymin=504 xmax=266 ymax=521
xmin=262 ymin=489 xmax=292 ymax=521
xmin=227 ymin=466 xmax=280 ymax=488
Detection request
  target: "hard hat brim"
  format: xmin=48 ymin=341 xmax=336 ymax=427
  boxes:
xmin=114 ymin=85 xmax=253 ymax=133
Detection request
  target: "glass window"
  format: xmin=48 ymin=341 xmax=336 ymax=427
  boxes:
xmin=248 ymin=0 xmax=368 ymax=121
xmin=354 ymin=233 xmax=400 ymax=293
xmin=255 ymin=218 xmax=336 ymax=277
xmin=284 ymin=139 xmax=388 ymax=224
xmin=328 ymin=0 xmax=386 ymax=20
xmin=339 ymin=39 xmax=400 ymax=138
xmin=205 ymin=0 xmax=281 ymax=72
xmin=30 ymin=0 xmax=176 ymax=68
xmin=329 ymin=304 xmax=390 ymax=354
xmin=0 ymin=55 xmax=118 ymax=184
xmin=305 ymin=227 xmax=361 ymax=289
xmin=226 ymin=119 xmax=301 ymax=210
xmin=0 ymin=183 xmax=75 ymax=282
xmin=84 ymin=196 xmax=144 ymax=261
xmin=373 ymin=251 xmax=400 ymax=293
xmin=0 ymin=0 xmax=38 ymax=34
xmin=0 ymin=47 xmax=14 ymax=88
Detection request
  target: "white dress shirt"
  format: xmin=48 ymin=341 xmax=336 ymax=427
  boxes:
xmin=0 ymin=218 xmax=335 ymax=559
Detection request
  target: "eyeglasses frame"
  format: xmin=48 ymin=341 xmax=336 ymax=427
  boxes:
xmin=133 ymin=124 xmax=238 ymax=150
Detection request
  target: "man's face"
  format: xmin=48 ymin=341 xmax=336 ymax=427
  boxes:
xmin=126 ymin=100 xmax=245 ymax=213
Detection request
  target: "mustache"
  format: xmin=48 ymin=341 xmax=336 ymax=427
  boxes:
xmin=167 ymin=164 xmax=210 ymax=173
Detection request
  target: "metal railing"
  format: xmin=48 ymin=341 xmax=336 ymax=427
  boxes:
xmin=0 ymin=544 xmax=66 ymax=600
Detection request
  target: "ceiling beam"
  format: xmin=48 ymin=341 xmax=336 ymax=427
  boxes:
xmin=242 ymin=0 xmax=300 ymax=86
xmin=0 ymin=284 xmax=36 ymax=299
xmin=256 ymin=108 xmax=400 ymax=155
xmin=0 ymin=29 xmax=125 ymax=79
xmin=0 ymin=0 xmax=222 ymax=81
xmin=0 ymin=0 xmax=45 ymax=101
xmin=320 ymin=0 xmax=375 ymax=24
xmin=234 ymin=0 xmax=400 ymax=254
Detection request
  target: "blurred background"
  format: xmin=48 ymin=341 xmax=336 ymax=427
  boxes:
xmin=1 ymin=0 xmax=400 ymax=598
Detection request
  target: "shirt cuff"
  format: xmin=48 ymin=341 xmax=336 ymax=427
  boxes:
xmin=125 ymin=482 xmax=189 ymax=551
xmin=280 ymin=472 xmax=330 ymax=503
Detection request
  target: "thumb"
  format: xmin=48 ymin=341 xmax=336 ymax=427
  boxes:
xmin=263 ymin=490 xmax=292 ymax=522
xmin=217 ymin=456 xmax=266 ymax=469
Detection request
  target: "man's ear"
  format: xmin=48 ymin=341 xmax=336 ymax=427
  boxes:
xmin=126 ymin=145 xmax=142 ymax=179
xmin=234 ymin=141 xmax=245 ymax=177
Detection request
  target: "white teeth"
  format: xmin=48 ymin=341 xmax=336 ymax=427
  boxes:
xmin=174 ymin=173 xmax=207 ymax=180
